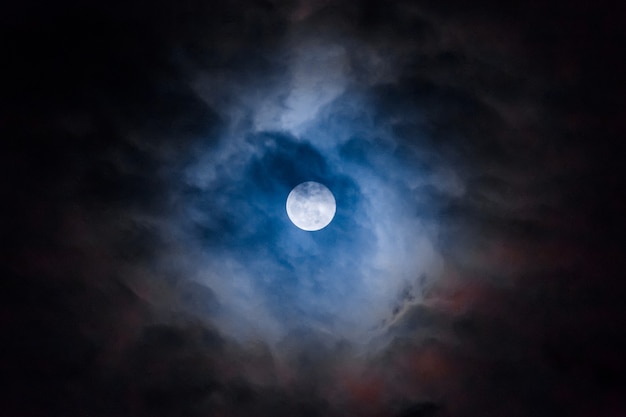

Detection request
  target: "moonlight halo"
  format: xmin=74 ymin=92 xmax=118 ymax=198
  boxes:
xmin=286 ymin=181 xmax=336 ymax=231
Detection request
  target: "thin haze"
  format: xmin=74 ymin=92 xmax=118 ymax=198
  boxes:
xmin=179 ymin=31 xmax=449 ymax=345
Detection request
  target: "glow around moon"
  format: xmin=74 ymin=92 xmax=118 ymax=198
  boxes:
xmin=286 ymin=182 xmax=336 ymax=231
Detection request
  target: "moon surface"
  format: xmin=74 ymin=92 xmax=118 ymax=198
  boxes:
xmin=286 ymin=182 xmax=336 ymax=231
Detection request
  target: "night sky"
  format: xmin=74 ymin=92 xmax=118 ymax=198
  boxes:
xmin=2 ymin=0 xmax=625 ymax=416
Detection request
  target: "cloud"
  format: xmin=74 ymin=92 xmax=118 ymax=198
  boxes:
xmin=3 ymin=0 xmax=625 ymax=416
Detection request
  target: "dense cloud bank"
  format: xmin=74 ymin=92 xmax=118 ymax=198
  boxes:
xmin=2 ymin=0 xmax=625 ymax=416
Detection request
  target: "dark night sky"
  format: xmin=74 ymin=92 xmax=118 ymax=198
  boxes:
xmin=1 ymin=0 xmax=625 ymax=416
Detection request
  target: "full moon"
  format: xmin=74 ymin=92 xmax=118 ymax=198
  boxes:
xmin=286 ymin=182 xmax=336 ymax=231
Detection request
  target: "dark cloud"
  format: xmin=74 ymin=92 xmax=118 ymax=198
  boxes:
xmin=2 ymin=0 xmax=625 ymax=416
